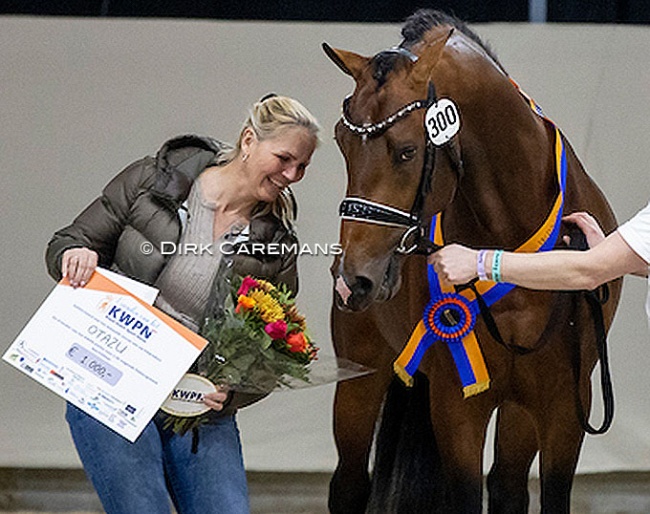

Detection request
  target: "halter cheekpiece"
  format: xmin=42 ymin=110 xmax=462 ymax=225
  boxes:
xmin=338 ymin=83 xmax=441 ymax=255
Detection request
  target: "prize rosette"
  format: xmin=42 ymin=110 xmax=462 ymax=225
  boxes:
xmin=423 ymin=292 xmax=477 ymax=342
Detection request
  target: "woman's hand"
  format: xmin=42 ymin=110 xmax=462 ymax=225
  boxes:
xmin=61 ymin=248 xmax=98 ymax=288
xmin=562 ymin=212 xmax=606 ymax=249
xmin=428 ymin=244 xmax=479 ymax=285
xmin=203 ymin=386 xmax=230 ymax=412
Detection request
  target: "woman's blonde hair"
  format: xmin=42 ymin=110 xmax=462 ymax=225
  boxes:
xmin=229 ymin=95 xmax=320 ymax=231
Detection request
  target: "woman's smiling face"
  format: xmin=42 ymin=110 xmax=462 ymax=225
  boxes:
xmin=241 ymin=126 xmax=317 ymax=203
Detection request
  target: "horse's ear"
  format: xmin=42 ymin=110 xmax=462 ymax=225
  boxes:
xmin=410 ymin=29 xmax=454 ymax=85
xmin=322 ymin=42 xmax=369 ymax=80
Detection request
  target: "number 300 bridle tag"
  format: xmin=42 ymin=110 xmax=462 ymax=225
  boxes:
xmin=425 ymin=98 xmax=461 ymax=146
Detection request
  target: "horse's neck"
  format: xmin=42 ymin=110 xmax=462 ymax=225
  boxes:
xmin=440 ymin=87 xmax=559 ymax=247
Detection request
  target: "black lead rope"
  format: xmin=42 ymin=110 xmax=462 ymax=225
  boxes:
xmin=455 ymin=266 xmax=614 ymax=434
xmin=459 ymin=280 xmax=532 ymax=355
xmin=566 ymin=228 xmax=615 ymax=435
xmin=579 ymin=284 xmax=614 ymax=435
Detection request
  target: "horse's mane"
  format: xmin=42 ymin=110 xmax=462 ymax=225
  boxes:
xmin=371 ymin=9 xmax=505 ymax=86
xmin=400 ymin=9 xmax=504 ymax=69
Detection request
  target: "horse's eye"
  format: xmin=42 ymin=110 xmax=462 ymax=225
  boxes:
xmin=398 ymin=147 xmax=417 ymax=163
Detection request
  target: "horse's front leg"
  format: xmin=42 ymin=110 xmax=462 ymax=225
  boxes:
xmin=329 ymin=306 xmax=395 ymax=514
xmin=427 ymin=357 xmax=495 ymax=514
xmin=536 ymin=390 xmax=585 ymax=514
xmin=487 ymin=402 xmax=539 ymax=514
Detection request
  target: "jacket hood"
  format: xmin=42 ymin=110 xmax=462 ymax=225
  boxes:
xmin=152 ymin=134 xmax=233 ymax=205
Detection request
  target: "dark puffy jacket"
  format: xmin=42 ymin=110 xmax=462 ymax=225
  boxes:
xmin=45 ymin=135 xmax=300 ymax=415
xmin=46 ymin=135 xmax=299 ymax=292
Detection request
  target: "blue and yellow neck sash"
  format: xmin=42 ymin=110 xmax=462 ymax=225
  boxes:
xmin=394 ymin=86 xmax=568 ymax=397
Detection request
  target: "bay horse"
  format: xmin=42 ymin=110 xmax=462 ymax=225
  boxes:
xmin=324 ymin=9 xmax=621 ymax=514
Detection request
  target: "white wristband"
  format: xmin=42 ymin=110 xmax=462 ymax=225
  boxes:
xmin=477 ymin=249 xmax=489 ymax=281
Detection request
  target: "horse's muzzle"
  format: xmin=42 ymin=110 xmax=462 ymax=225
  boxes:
xmin=332 ymin=254 xmax=402 ymax=312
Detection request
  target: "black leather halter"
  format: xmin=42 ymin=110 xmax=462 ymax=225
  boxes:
xmin=338 ymin=82 xmax=441 ymax=255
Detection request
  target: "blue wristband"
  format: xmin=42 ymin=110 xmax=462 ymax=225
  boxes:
xmin=492 ymin=250 xmax=504 ymax=283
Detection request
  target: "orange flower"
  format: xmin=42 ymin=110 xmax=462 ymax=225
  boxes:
xmin=237 ymin=295 xmax=256 ymax=310
xmin=286 ymin=331 xmax=308 ymax=354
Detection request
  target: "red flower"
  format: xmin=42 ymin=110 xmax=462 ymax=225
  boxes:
xmin=286 ymin=331 xmax=308 ymax=353
xmin=238 ymin=276 xmax=260 ymax=296
xmin=264 ymin=320 xmax=287 ymax=340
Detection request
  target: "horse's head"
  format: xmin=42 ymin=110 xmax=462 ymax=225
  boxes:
xmin=325 ymin=29 xmax=462 ymax=312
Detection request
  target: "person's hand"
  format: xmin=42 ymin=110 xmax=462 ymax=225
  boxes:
xmin=562 ymin=212 xmax=605 ymax=249
xmin=428 ymin=244 xmax=479 ymax=285
xmin=203 ymin=385 xmax=230 ymax=412
xmin=61 ymin=248 xmax=98 ymax=288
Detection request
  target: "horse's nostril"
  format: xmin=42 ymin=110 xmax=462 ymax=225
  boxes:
xmin=351 ymin=276 xmax=373 ymax=298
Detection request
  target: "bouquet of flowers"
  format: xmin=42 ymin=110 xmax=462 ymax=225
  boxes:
xmin=201 ymin=274 xmax=319 ymax=391
xmin=164 ymin=272 xmax=318 ymax=434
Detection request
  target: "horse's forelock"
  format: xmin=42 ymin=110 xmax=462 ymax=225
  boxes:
xmin=371 ymin=51 xmax=412 ymax=88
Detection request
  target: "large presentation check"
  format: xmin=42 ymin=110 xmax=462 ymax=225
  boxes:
xmin=3 ymin=269 xmax=207 ymax=442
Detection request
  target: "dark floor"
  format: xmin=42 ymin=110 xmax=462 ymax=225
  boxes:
xmin=2 ymin=468 xmax=650 ymax=513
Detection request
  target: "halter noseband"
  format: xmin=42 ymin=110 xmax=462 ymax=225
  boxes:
xmin=338 ymin=83 xmax=440 ymax=255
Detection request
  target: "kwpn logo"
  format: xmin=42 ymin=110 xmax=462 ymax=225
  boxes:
xmin=106 ymin=304 xmax=155 ymax=341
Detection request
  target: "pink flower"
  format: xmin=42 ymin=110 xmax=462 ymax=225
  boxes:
xmin=264 ymin=320 xmax=287 ymax=340
xmin=237 ymin=276 xmax=260 ymax=296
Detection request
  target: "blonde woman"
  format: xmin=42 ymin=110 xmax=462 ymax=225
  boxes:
xmin=46 ymin=94 xmax=320 ymax=514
